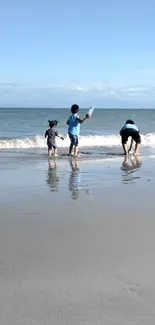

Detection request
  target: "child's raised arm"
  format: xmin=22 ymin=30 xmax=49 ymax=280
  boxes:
xmin=77 ymin=115 xmax=90 ymax=124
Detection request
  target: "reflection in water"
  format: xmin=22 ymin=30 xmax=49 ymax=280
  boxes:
xmin=46 ymin=159 xmax=59 ymax=192
xmin=68 ymin=159 xmax=81 ymax=200
xmin=46 ymin=158 xmax=91 ymax=199
xmin=121 ymin=155 xmax=142 ymax=184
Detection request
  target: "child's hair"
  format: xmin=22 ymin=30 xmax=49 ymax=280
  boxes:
xmin=71 ymin=104 xmax=79 ymax=114
xmin=48 ymin=120 xmax=58 ymax=128
xmin=126 ymin=119 xmax=134 ymax=125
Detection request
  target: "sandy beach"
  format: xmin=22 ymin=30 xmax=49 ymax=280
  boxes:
xmin=0 ymin=154 xmax=155 ymax=324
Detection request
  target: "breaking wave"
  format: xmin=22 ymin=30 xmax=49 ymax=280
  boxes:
xmin=0 ymin=133 xmax=155 ymax=149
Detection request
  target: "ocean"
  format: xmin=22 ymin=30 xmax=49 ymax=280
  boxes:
xmin=0 ymin=107 xmax=155 ymax=156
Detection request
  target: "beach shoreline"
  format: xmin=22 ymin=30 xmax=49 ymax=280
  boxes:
xmin=0 ymin=155 xmax=155 ymax=324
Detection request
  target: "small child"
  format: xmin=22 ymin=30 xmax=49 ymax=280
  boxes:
xmin=66 ymin=104 xmax=90 ymax=157
xmin=45 ymin=120 xmax=64 ymax=156
xmin=120 ymin=119 xmax=141 ymax=155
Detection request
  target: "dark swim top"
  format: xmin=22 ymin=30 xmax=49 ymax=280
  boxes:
xmin=45 ymin=128 xmax=58 ymax=144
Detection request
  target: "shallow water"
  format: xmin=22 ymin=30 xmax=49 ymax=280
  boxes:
xmin=0 ymin=108 xmax=155 ymax=155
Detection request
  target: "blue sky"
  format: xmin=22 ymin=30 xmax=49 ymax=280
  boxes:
xmin=0 ymin=0 xmax=155 ymax=108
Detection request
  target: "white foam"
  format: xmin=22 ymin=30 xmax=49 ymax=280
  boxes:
xmin=0 ymin=133 xmax=155 ymax=149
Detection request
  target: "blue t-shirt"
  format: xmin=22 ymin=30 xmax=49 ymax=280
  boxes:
xmin=67 ymin=114 xmax=80 ymax=136
xmin=122 ymin=123 xmax=139 ymax=132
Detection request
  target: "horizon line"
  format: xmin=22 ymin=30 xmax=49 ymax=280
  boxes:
xmin=0 ymin=107 xmax=155 ymax=110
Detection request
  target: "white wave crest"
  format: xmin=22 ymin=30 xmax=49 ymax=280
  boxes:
xmin=0 ymin=133 xmax=155 ymax=149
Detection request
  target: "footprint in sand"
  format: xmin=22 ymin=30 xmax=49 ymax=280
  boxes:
xmin=124 ymin=281 xmax=140 ymax=293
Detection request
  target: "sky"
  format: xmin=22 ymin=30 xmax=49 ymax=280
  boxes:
xmin=0 ymin=0 xmax=155 ymax=108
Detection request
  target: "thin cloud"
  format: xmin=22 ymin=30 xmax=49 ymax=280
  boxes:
xmin=0 ymin=82 xmax=155 ymax=107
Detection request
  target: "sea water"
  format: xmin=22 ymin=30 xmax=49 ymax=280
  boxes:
xmin=0 ymin=107 xmax=155 ymax=156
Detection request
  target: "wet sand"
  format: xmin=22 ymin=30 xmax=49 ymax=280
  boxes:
xmin=0 ymin=155 xmax=155 ymax=324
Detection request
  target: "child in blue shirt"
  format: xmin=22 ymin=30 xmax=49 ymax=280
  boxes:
xmin=67 ymin=104 xmax=90 ymax=157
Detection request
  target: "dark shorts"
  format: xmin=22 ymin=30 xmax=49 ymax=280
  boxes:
xmin=68 ymin=133 xmax=79 ymax=146
xmin=121 ymin=129 xmax=141 ymax=144
xmin=47 ymin=142 xmax=57 ymax=150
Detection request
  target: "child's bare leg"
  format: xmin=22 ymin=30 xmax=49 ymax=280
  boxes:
xmin=48 ymin=149 xmax=52 ymax=156
xmin=74 ymin=146 xmax=79 ymax=157
xmin=122 ymin=143 xmax=128 ymax=155
xmin=69 ymin=144 xmax=74 ymax=155
xmin=128 ymin=138 xmax=134 ymax=153
xmin=134 ymin=143 xmax=140 ymax=155
xmin=54 ymin=148 xmax=58 ymax=156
